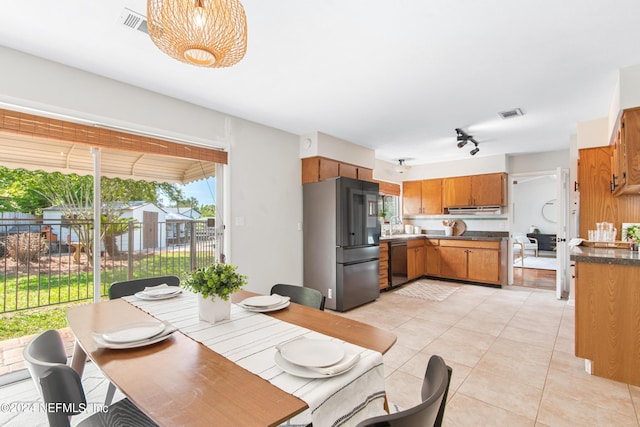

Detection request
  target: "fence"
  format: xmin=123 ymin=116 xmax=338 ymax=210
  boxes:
xmin=0 ymin=218 xmax=217 ymax=313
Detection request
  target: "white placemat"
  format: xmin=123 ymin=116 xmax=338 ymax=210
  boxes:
xmin=124 ymin=291 xmax=387 ymax=427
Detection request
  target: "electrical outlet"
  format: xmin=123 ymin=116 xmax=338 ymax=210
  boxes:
xmin=328 ymin=289 xmax=332 ymax=299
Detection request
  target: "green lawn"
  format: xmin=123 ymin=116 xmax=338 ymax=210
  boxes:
xmin=0 ymin=251 xmax=215 ymax=340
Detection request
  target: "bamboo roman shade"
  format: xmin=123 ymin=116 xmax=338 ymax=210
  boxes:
xmin=0 ymin=108 xmax=225 ymax=184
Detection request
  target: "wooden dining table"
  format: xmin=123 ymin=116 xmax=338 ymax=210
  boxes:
xmin=66 ymin=290 xmax=397 ymax=427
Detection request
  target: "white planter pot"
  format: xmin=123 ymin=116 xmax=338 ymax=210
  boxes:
xmin=198 ymin=294 xmax=231 ymax=323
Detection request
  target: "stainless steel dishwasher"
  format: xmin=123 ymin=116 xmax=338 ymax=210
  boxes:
xmin=390 ymin=241 xmax=408 ymax=287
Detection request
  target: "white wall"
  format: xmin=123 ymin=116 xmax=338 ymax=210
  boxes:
xmin=508 ymin=149 xmax=570 ymax=173
xmin=399 ymin=154 xmax=508 ymax=181
xmin=0 ymin=46 xmax=303 ymax=294
xmin=299 ymin=131 xmax=376 ymax=169
xmin=512 ymin=175 xmax=557 ymax=235
xmin=577 ymin=118 xmax=608 ymax=149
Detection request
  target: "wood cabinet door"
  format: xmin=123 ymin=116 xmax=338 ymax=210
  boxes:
xmin=379 ymin=243 xmax=389 ymax=289
xmin=407 ymin=240 xmax=425 ymax=279
xmin=624 ymin=109 xmax=640 ymax=187
xmin=301 ymin=157 xmax=320 ymax=184
xmin=403 ymin=181 xmax=423 ymax=215
xmin=472 ymin=173 xmax=505 ymax=206
xmin=467 ymin=248 xmax=500 ymax=284
xmin=421 ymin=179 xmax=443 ymax=214
xmin=357 ymin=168 xmax=373 ymax=182
xmin=578 ymin=147 xmax=617 ymax=238
xmin=425 ymin=245 xmax=440 ymax=276
xmin=338 ymin=163 xmax=358 ymax=179
xmin=442 ymin=176 xmax=471 ymax=207
xmin=438 ymin=246 xmax=467 ymax=280
xmin=319 ymin=158 xmax=340 ymax=181
xmin=611 ymin=124 xmax=625 ymax=192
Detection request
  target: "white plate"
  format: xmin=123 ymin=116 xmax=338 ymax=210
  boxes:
xmin=241 ymin=295 xmax=286 ymax=308
xmin=135 ymin=290 xmax=182 ymax=301
xmin=93 ymin=328 xmax=176 ymax=350
xmin=278 ymin=338 xmax=344 ymax=368
xmin=143 ymin=287 xmax=181 ymax=297
xmin=239 ymin=300 xmax=290 ymax=312
xmin=102 ymin=321 xmax=165 ymax=344
xmin=274 ymin=351 xmax=357 ymax=378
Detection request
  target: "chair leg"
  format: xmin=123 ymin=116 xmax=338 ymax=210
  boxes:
xmin=104 ymin=382 xmax=116 ymax=406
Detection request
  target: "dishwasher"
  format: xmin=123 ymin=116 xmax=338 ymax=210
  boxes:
xmin=390 ymin=241 xmax=408 ymax=287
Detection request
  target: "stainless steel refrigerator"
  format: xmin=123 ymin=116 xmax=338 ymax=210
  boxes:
xmin=303 ymin=177 xmax=380 ymax=311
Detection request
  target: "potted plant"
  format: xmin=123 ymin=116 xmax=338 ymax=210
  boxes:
xmin=626 ymin=225 xmax=640 ymax=251
xmin=183 ymin=262 xmax=248 ymax=323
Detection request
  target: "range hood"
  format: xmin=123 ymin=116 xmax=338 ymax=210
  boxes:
xmin=446 ymin=206 xmax=503 ymax=215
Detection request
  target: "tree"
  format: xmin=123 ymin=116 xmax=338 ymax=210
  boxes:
xmin=200 ymin=204 xmax=216 ymax=217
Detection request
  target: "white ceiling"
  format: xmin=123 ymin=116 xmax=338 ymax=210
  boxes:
xmin=1 ymin=1 xmax=640 ymax=166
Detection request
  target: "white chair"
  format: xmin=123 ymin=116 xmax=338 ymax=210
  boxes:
xmin=513 ymin=233 xmax=539 ymax=258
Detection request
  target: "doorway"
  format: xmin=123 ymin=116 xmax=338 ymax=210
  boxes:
xmin=509 ymin=172 xmax=559 ymax=291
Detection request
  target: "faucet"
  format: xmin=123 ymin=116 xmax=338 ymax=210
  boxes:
xmin=390 ymin=216 xmax=402 ymax=235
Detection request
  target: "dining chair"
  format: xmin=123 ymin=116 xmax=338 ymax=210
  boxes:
xmin=108 ymin=275 xmax=180 ymax=299
xmin=24 ymin=329 xmax=157 ymax=427
xmin=355 ymin=355 xmax=452 ymax=427
xmin=22 ymin=329 xmax=68 ymax=396
xmin=270 ymin=284 xmax=325 ymax=311
xmin=39 ymin=364 xmax=158 ymax=427
xmin=103 ymin=275 xmax=180 ymax=404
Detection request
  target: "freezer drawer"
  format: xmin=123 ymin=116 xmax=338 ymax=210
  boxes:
xmin=336 ymin=259 xmax=380 ymax=311
xmin=336 ymin=245 xmax=379 ymax=263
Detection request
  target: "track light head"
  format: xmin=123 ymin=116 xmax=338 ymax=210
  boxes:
xmin=470 ymin=146 xmax=480 ymax=156
xmin=457 ymin=140 xmax=468 ymax=148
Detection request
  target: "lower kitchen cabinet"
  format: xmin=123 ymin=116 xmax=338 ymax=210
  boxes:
xmin=425 ymin=239 xmax=440 ymax=276
xmin=379 ymin=242 xmax=389 ymax=289
xmin=407 ymin=239 xmax=425 ymax=280
xmin=438 ymin=239 xmax=503 ymax=285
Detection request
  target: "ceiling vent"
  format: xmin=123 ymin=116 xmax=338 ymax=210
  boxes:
xmin=120 ymin=8 xmax=148 ymax=34
xmin=498 ymin=108 xmax=524 ymax=120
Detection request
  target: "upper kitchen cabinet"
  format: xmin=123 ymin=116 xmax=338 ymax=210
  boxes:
xmin=301 ymin=156 xmax=373 ymax=184
xmin=611 ymin=107 xmax=640 ymax=195
xmin=442 ymin=173 xmax=507 ymax=208
xmin=402 ymin=179 xmax=442 ymax=215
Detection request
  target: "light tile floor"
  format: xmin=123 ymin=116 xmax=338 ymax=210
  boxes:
xmin=340 ymin=283 xmax=640 ymax=426
xmin=1 ymin=284 xmax=639 ymax=426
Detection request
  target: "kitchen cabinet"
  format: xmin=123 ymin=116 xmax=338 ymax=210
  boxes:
xmin=575 ymin=261 xmax=640 ymax=386
xmin=302 ymin=156 xmax=374 ymax=184
xmin=379 ymin=242 xmax=389 ymax=289
xmin=402 ymin=179 xmax=442 ymax=216
xmin=424 ymin=239 xmax=440 ymax=276
xmin=611 ymin=107 xmax=640 ymax=195
xmin=442 ymin=173 xmax=506 ymax=208
xmin=407 ymin=239 xmax=425 ymax=280
xmin=438 ymin=239 xmax=503 ymax=285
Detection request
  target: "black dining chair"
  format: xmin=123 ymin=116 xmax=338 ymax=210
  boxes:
xmin=103 ymin=275 xmax=180 ymax=404
xmin=24 ymin=330 xmax=158 ymax=427
xmin=355 ymin=355 xmax=452 ymax=427
xmin=270 ymin=284 xmax=326 ymax=311
xmin=108 ymin=275 xmax=180 ymax=300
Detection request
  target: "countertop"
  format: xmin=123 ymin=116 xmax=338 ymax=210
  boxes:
xmin=571 ymin=245 xmax=640 ymax=266
xmin=380 ymin=233 xmax=507 ymax=242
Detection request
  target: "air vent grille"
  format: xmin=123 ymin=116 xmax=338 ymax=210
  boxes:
xmin=498 ymin=108 xmax=524 ymax=119
xmin=120 ymin=8 xmax=148 ymax=34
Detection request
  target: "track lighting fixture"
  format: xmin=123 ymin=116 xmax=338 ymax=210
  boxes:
xmin=455 ymin=128 xmax=480 ymax=156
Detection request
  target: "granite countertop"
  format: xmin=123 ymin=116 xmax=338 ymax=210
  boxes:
xmin=571 ymin=245 xmax=640 ymax=266
xmin=380 ymin=232 xmax=507 ymax=242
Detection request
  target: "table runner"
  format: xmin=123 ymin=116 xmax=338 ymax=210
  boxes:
xmin=123 ymin=291 xmax=387 ymax=427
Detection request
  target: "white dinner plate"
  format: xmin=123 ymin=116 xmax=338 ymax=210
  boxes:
xmin=274 ymin=351 xmax=357 ymax=378
xmin=93 ymin=327 xmax=176 ymax=350
xmin=102 ymin=321 xmax=165 ymax=344
xmin=239 ymin=300 xmax=290 ymax=312
xmin=278 ymin=338 xmax=344 ymax=368
xmin=134 ymin=289 xmax=182 ymax=301
xmin=143 ymin=287 xmax=181 ymax=297
xmin=241 ymin=295 xmax=286 ymax=308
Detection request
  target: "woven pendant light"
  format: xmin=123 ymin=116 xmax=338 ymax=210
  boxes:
xmin=147 ymin=0 xmax=247 ymax=68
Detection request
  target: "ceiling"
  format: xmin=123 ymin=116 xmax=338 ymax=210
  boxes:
xmin=2 ymin=1 xmax=640 ymax=167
